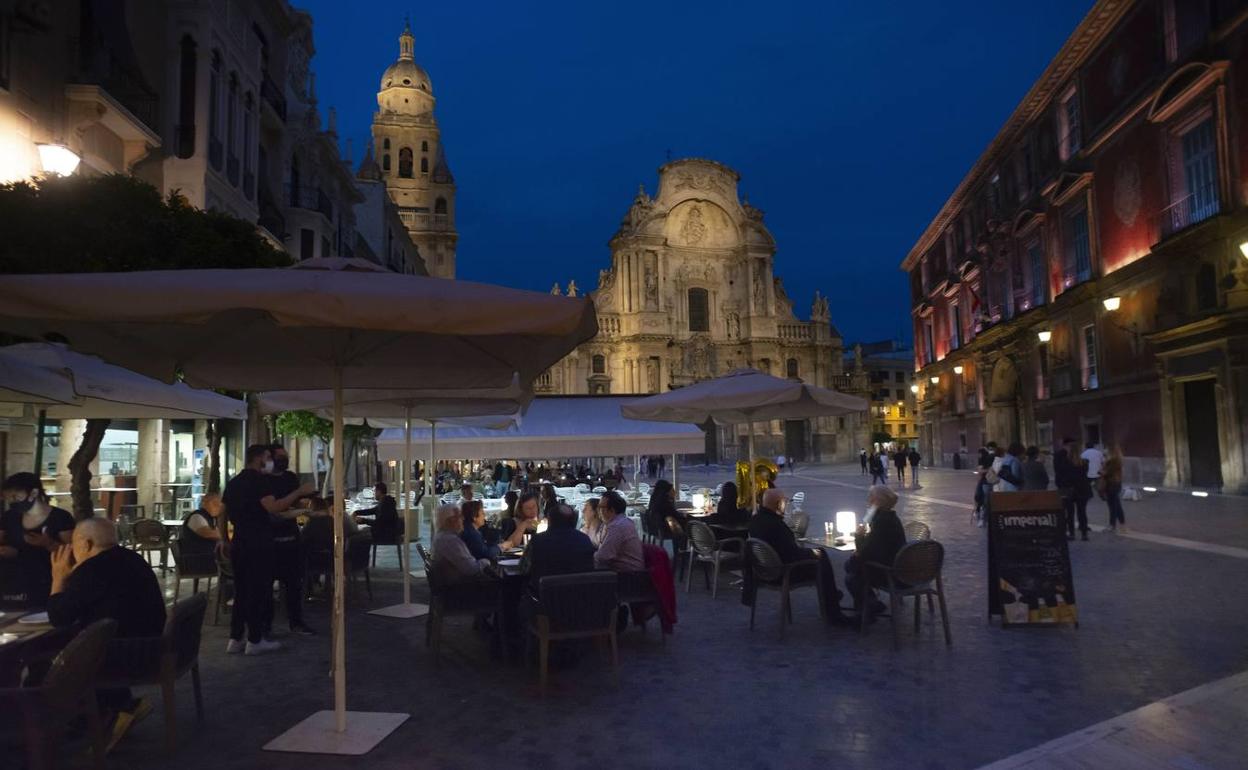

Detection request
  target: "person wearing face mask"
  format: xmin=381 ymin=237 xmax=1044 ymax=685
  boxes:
xmin=261 ymin=443 xmax=315 ymax=637
xmin=745 ymin=488 xmax=852 ymax=625
xmin=220 ymin=444 xmax=314 ymax=655
xmin=1 ymin=472 xmax=76 ymax=607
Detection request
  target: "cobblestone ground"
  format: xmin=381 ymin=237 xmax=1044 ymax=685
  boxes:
xmin=106 ymin=463 xmax=1247 ymax=770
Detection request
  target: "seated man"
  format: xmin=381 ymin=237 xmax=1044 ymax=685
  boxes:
xmin=747 ymin=488 xmax=851 ymax=624
xmin=179 ymin=492 xmax=222 ymax=562
xmin=47 ymin=518 xmax=166 ymax=747
xmin=844 ymin=485 xmax=907 ymax=615
xmin=592 ymin=491 xmax=644 ymax=572
xmin=353 ymin=482 xmax=399 ymax=542
xmin=522 ymin=503 xmax=594 ymax=590
xmin=431 ymin=504 xmax=490 ymax=584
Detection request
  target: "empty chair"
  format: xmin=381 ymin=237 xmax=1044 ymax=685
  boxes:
xmin=527 ymin=572 xmax=619 ymax=690
xmin=0 ymin=618 xmax=116 ymax=769
xmin=686 ymin=520 xmax=743 ymax=599
xmin=132 ymin=518 xmax=171 ymax=573
xmin=785 ymin=511 xmax=810 ymax=538
xmin=369 ymin=518 xmax=405 ymax=568
xmin=170 ymin=540 xmax=217 ymax=603
xmin=790 ymin=492 xmax=806 ymax=510
xmin=903 ymin=520 xmax=932 ymax=542
xmin=859 ymin=540 xmax=951 ymax=650
xmin=97 ymin=594 xmax=207 ymax=751
xmin=746 ymin=538 xmax=823 ymax=638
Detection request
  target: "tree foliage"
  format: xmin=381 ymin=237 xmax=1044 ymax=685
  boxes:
xmin=871 ymin=431 xmax=893 ymax=445
xmin=275 ymin=411 xmax=376 ymax=443
xmin=0 ymin=173 xmax=291 ymax=273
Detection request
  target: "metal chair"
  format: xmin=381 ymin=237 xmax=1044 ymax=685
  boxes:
xmin=98 ymin=595 xmax=207 ymax=751
xmin=369 ymin=518 xmax=404 ymax=567
xmin=785 ymin=511 xmax=810 ymax=538
xmin=418 ymin=543 xmax=501 ymax=661
xmin=790 ymin=492 xmax=806 ymax=510
xmin=527 ymin=572 xmax=619 ymax=691
xmin=0 ymin=618 xmax=116 ymax=770
xmin=346 ymin=532 xmax=374 ymax=602
xmin=170 ymin=540 xmax=217 ymax=602
xmin=903 ymin=520 xmax=932 ymax=542
xmin=132 ymin=518 xmax=171 ymax=573
xmin=861 ymin=540 xmax=951 ymax=650
xmin=686 ymin=520 xmax=743 ymax=598
xmin=746 ymin=538 xmax=823 ymax=638
xmin=664 ymin=515 xmax=690 ymax=582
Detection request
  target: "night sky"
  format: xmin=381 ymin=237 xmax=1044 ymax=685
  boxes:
xmin=299 ymin=0 xmax=1093 ymax=345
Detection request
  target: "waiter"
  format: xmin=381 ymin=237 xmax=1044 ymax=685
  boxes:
xmin=264 ymin=444 xmax=315 ymax=636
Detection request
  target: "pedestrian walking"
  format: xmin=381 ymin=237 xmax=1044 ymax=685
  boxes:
xmin=907 ymin=447 xmax=921 ymax=488
xmin=859 ymin=448 xmax=868 ymax=475
xmin=1081 ymin=440 xmax=1105 ymax=525
xmin=869 ymin=453 xmax=888 ymax=485
xmin=1103 ymin=444 xmax=1126 ymax=532
xmin=994 ymin=443 xmax=1024 ymax=492
xmin=1054 ymin=438 xmax=1089 ymax=540
xmin=1021 ymin=445 xmax=1049 ymax=490
xmin=973 ymin=443 xmax=997 ymax=527
xmin=892 ymin=449 xmax=906 ymax=484
xmin=776 ymin=454 xmax=787 ymax=475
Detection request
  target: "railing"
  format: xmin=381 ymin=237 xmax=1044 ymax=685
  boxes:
xmin=1156 ymin=183 xmax=1221 ymax=239
xmin=828 ymin=373 xmax=855 ymax=391
xmin=534 ymin=370 xmax=555 ymax=392
xmin=286 ymin=184 xmax=333 ymax=220
xmin=397 ymin=209 xmax=453 ymax=231
xmin=598 ymin=316 xmax=621 ymax=337
xmin=777 ymin=323 xmax=813 ymax=341
xmin=260 ymin=73 xmax=287 ymax=120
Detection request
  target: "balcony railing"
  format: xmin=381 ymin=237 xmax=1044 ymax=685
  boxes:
xmin=598 ymin=316 xmax=621 ymax=337
xmin=286 ymin=184 xmax=333 ymax=220
xmin=260 ymin=73 xmax=287 ymax=120
xmin=397 ymin=209 xmax=452 ymax=231
xmin=1157 ymin=183 xmax=1221 ymax=239
xmin=778 ymin=323 xmax=813 ymax=341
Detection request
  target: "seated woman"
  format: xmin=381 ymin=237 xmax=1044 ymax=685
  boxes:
xmin=460 ymin=500 xmax=500 ymax=560
xmin=707 ymin=481 xmax=751 ymax=526
xmin=1 ymin=472 xmax=75 ymax=607
xmin=579 ymin=498 xmax=606 ymax=548
xmin=647 ymin=479 xmax=685 ymax=541
xmin=431 ymin=504 xmax=491 ymax=584
xmin=844 ymin=485 xmax=907 ymax=615
xmin=498 ymin=492 xmax=540 ymax=549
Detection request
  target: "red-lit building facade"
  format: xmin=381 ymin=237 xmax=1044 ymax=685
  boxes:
xmin=903 ymin=0 xmax=1248 ymax=492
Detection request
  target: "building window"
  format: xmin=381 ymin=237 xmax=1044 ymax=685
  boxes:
xmin=1168 ymin=116 xmax=1219 ymax=235
xmin=1036 ymin=345 xmax=1050 ymax=400
xmin=435 ymin=197 xmax=447 ymax=215
xmin=923 ymin=319 xmax=935 ymax=365
xmin=176 ymin=35 xmax=197 ymax=159
xmin=1058 ymin=86 xmax=1081 ymax=161
xmin=226 ymin=73 xmax=239 ymax=183
xmin=591 ymin=355 xmax=605 ymax=374
xmin=382 ymin=154 xmax=391 ymax=172
xmin=1195 ymin=262 xmax=1218 ymax=311
xmin=300 ymin=228 xmax=314 ymax=260
xmin=242 ymin=92 xmax=255 ymax=198
xmin=1064 ymin=206 xmax=1092 ymax=286
xmin=949 ymin=303 xmax=962 ymax=349
xmin=920 ymin=256 xmax=930 ymax=293
xmin=421 ymin=140 xmax=428 ymax=151
xmin=383 ymin=138 xmax=390 ymax=150
xmin=1028 ymin=239 xmax=1046 ymax=307
xmin=289 ymin=154 xmax=300 ymax=203
xmin=420 ymin=156 xmax=429 ymax=174
xmin=786 ymin=358 xmax=799 ymax=378
xmin=1080 ymin=324 xmax=1099 ymax=390
xmin=208 ymin=51 xmax=222 ymax=170
xmin=687 ymin=288 xmax=709 ymax=332
xmin=399 ymin=148 xmax=413 ymax=177
xmin=894 ymin=371 xmax=903 ymax=383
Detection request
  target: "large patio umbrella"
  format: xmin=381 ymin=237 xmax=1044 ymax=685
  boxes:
xmin=0 ymin=268 xmax=596 ymax=754
xmin=256 ymin=387 xmax=528 ymax=619
xmin=621 ymin=368 xmax=867 ymax=497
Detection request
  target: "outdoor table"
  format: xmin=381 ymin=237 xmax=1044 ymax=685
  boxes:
xmin=0 ymin=610 xmax=57 ymax=686
xmin=800 ymin=535 xmax=857 ymax=553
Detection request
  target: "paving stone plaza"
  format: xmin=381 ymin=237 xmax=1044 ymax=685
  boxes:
xmin=108 ymin=462 xmax=1248 ymax=770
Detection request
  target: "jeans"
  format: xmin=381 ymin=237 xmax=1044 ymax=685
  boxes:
xmin=1106 ymin=484 xmax=1125 ymax=528
xmin=229 ymin=542 xmax=274 ymax=644
xmin=895 ymin=465 xmax=905 ymax=482
xmin=910 ymin=464 xmax=919 ymax=486
xmin=1061 ymin=491 xmax=1088 ymax=536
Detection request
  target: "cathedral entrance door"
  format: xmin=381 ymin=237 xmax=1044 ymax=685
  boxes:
xmin=784 ymin=420 xmax=807 ymax=463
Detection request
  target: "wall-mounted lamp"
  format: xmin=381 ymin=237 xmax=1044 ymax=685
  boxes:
xmin=36 ymin=144 xmax=81 ymax=176
xmin=1239 ymin=241 xmax=1248 ymax=260
xmin=910 ymin=384 xmax=919 ymax=394
xmin=1037 ymin=330 xmax=1052 ymax=344
xmin=897 ymin=400 xmax=904 ymax=406
xmin=1102 ymin=296 xmax=1121 ymax=312
xmin=953 ymin=365 xmax=964 ymax=375
xmin=929 ymin=376 xmax=940 ymax=384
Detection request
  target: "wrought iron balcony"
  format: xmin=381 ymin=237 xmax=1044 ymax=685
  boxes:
xmin=1156 ymin=183 xmax=1221 ymax=240
xmin=286 ymin=184 xmax=333 ymax=220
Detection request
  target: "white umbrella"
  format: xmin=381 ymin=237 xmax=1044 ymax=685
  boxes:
xmin=0 ymin=268 xmax=595 ymax=754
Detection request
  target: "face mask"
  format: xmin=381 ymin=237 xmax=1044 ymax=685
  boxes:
xmin=273 ymin=457 xmax=290 ymax=473
xmin=262 ymin=460 xmax=275 ymax=474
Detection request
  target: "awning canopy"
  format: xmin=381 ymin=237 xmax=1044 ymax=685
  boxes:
xmin=377 ymin=396 xmax=705 ymax=461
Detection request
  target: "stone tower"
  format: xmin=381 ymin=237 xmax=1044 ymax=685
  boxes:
xmin=371 ymin=22 xmax=458 ymax=278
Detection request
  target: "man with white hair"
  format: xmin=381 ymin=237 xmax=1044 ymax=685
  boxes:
xmin=847 ymin=485 xmax=907 ymax=617
xmin=431 ymin=503 xmax=490 ymax=584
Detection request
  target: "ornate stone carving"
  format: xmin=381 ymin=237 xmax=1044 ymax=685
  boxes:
xmin=550 ymin=282 xmax=561 ymax=295
xmin=673 ymin=171 xmax=731 ymax=199
xmin=566 ymin=280 xmax=578 ymax=297
xmin=1113 ymin=156 xmax=1141 ymax=227
xmin=811 ymin=290 xmax=829 ymax=321
xmin=680 ymin=205 xmax=708 ymax=245
xmin=753 ymin=262 xmax=767 ymax=309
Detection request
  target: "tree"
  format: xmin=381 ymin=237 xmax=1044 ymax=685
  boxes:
xmin=274 ymin=411 xmax=376 ymax=496
xmin=872 ymin=431 xmax=893 ymax=446
xmin=67 ymin=419 xmax=109 ymax=521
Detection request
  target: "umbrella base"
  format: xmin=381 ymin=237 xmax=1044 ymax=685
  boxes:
xmin=263 ymin=710 xmax=409 ymax=755
xmin=367 ymin=602 xmax=429 ymax=618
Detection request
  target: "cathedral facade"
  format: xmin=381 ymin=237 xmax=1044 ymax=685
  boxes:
xmin=541 ymin=158 xmax=861 ymax=462
xmin=371 ymin=24 xmax=458 ymax=278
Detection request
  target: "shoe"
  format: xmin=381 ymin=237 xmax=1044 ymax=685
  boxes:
xmin=106 ymin=709 xmax=136 ymax=754
xmin=226 ymin=638 xmax=245 ymax=654
xmin=130 ymin=698 xmax=153 ymax=726
xmin=245 ymin=639 xmax=283 ymax=656
xmin=290 ymin=624 xmax=316 ymax=636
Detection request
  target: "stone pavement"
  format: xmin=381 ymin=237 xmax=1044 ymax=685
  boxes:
xmin=98 ymin=462 xmax=1246 ymax=770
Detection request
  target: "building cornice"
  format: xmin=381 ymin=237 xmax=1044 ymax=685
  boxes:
xmin=899 ymin=0 xmax=1134 ymax=272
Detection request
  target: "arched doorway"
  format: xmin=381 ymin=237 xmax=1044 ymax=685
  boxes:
xmin=985 ymin=357 xmax=1021 ymax=445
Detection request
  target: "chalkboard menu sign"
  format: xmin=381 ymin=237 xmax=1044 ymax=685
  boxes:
xmin=987 ymin=491 xmax=1078 ymax=628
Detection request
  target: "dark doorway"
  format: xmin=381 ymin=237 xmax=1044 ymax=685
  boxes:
xmin=1184 ymin=379 xmax=1223 ymax=488
xmin=784 ymin=420 xmax=807 ymax=463
xmin=702 ymin=419 xmax=718 ymax=464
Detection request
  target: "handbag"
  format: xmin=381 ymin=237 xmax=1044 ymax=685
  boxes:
xmin=984 ymin=468 xmax=999 ymax=485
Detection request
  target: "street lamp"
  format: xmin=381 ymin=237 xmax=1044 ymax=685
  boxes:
xmin=953 ymin=365 xmax=964 ymax=375
xmin=1037 ymin=330 xmax=1052 ymax=343
xmin=929 ymin=375 xmax=940 ymax=384
xmin=36 ymin=143 xmax=80 ymax=176
xmin=910 ymin=384 xmax=919 ymax=394
xmin=1102 ymin=296 xmax=1121 ymax=312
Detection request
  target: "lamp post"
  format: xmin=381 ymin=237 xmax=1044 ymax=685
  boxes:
xmin=36 ymin=144 xmax=80 ymax=177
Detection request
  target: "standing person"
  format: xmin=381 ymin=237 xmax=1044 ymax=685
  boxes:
xmin=907 ymin=446 xmax=921 ymax=488
xmin=1103 ymin=445 xmax=1126 ymax=532
xmin=1053 ymin=440 xmax=1088 ymax=540
xmin=775 ymin=453 xmax=787 ymax=475
xmin=1021 ymin=446 xmax=1049 ymax=490
xmin=994 ymin=443 xmax=1024 ymax=492
xmin=869 ymin=453 xmax=888 ymax=486
xmin=973 ymin=443 xmax=996 ymax=527
xmin=264 ymin=444 xmax=315 ymax=637
xmin=893 ymin=449 xmax=906 ymax=484
xmin=658 ymin=455 xmax=667 ymax=479
xmin=859 ymin=448 xmax=868 ymax=475
xmin=1081 ymin=441 xmax=1105 ymax=521
xmin=0 ymin=472 xmax=75 ymax=607
xmin=539 ymin=483 xmax=560 ymax=516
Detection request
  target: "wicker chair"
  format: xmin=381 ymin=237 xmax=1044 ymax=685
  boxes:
xmin=746 ymin=538 xmax=823 ymax=637
xmin=903 ymin=520 xmax=932 ymax=542
xmin=686 ymin=520 xmax=743 ymax=598
xmin=527 ymin=572 xmax=619 ymax=691
xmin=861 ymin=540 xmax=951 ymax=650
xmin=98 ymin=594 xmax=207 ymax=751
xmin=785 ymin=511 xmax=810 ymax=538
xmin=417 ymin=543 xmax=501 ymax=661
xmin=170 ymin=540 xmax=217 ymax=603
xmin=0 ymin=618 xmax=116 ymax=770
xmin=664 ymin=516 xmax=691 ymax=581
xmin=132 ymin=518 xmax=171 ymax=573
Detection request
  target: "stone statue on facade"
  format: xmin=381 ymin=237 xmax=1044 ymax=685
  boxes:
xmin=566 ymin=280 xmax=578 ymax=297
xmin=811 ymin=290 xmax=829 ymax=321
xmin=551 ymin=282 xmax=561 ymax=295
xmin=644 ymin=267 xmax=658 ymax=308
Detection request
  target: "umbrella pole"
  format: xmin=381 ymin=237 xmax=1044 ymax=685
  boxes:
xmin=747 ymin=422 xmax=755 ymax=507
xmin=332 ymin=368 xmax=347 ymax=733
xmin=402 ymin=406 xmax=411 ymax=606
xmin=428 ymin=420 xmax=438 ymax=543
xmin=32 ymin=409 xmax=46 ymax=475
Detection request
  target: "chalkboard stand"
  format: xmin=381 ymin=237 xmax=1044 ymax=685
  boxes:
xmin=986 ymin=491 xmax=1078 ymax=630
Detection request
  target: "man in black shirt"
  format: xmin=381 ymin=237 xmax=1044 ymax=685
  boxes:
xmin=263 ymin=444 xmax=314 ymax=636
xmin=746 ymin=488 xmax=851 ymax=624
xmin=521 ymin=503 xmax=594 ymax=590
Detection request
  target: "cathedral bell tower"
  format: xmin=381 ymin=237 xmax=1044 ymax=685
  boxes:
xmin=372 ymin=22 xmax=458 ymax=278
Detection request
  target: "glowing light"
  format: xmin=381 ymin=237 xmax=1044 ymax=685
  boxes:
xmin=36 ymin=144 xmax=80 ymax=176
xmin=835 ymin=511 xmax=857 ymax=537
xmin=953 ymin=365 xmax=964 ymax=375
xmin=1191 ymin=491 xmax=1209 ymax=498
xmin=1102 ymin=296 xmax=1121 ymax=312
xmin=537 ymin=518 xmax=550 ymax=533
xmin=1037 ymin=330 xmax=1052 ymax=343
xmin=910 ymin=384 xmax=919 ymax=394
xmin=1142 ymin=486 xmax=1156 ymax=492
xmin=387 ymin=460 xmax=397 ymax=468
xmin=1239 ymin=241 xmax=1248 ymax=260
xmin=691 ymin=493 xmax=706 ymax=511
xmin=930 ymin=376 xmax=940 ymax=384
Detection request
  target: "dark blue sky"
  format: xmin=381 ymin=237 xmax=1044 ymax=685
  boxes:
xmin=300 ymin=0 xmax=1093 ymax=345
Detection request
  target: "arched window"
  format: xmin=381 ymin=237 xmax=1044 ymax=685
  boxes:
xmin=176 ymin=35 xmax=197 ymax=158
xmin=421 ymin=140 xmax=428 ymax=151
xmin=382 ymin=154 xmax=391 ymax=172
xmin=434 ymin=197 xmax=447 ymax=215
xmin=786 ymin=358 xmax=799 ymax=378
xmin=1195 ymin=262 xmax=1218 ymax=311
xmin=592 ymin=355 xmax=606 ymax=374
xmin=398 ymin=148 xmax=413 ymax=177
xmin=420 ymin=156 xmax=429 ymax=173
xmin=687 ymin=288 xmax=709 ymax=332
xmin=383 ymin=138 xmax=390 ymax=150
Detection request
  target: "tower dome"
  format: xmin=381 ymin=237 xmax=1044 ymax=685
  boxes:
xmin=379 ymin=22 xmax=432 ymax=98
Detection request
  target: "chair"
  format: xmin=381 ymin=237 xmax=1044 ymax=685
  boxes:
xmin=785 ymin=511 xmax=810 ymax=538
xmin=860 ymin=540 xmax=951 ymax=650
xmin=418 ymin=543 xmax=502 ymax=661
xmin=664 ymin=516 xmax=690 ymax=582
xmin=170 ymin=540 xmax=217 ymax=602
xmin=903 ymin=520 xmax=932 ymax=542
xmin=212 ymin=548 xmax=234 ymax=626
xmin=0 ymin=619 xmax=116 ymax=770
xmin=132 ymin=518 xmax=171 ymax=573
xmin=98 ymin=594 xmax=208 ymax=751
xmin=616 ymin=569 xmax=663 ymax=639
xmin=527 ymin=572 xmax=619 ymax=691
xmin=746 ymin=538 xmax=823 ymax=638
xmin=346 ymin=532 xmax=374 ymax=602
xmin=117 ymin=504 xmax=146 ymax=545
xmin=369 ymin=519 xmax=405 ymax=567
xmin=686 ymin=520 xmax=743 ymax=598
xmin=152 ymin=501 xmax=176 ymax=518
xmin=791 ymin=492 xmax=806 ymax=510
